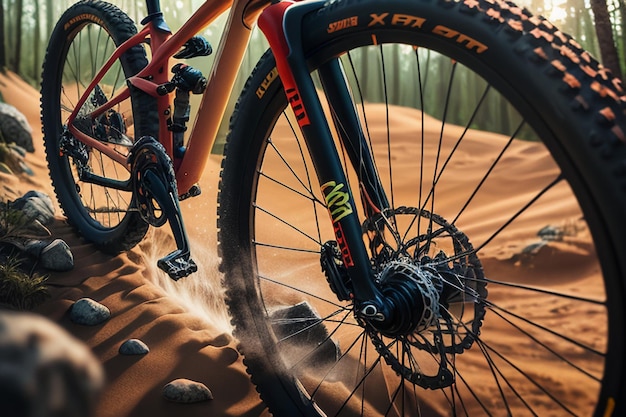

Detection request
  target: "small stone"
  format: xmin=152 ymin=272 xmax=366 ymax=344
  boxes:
xmin=0 ymin=310 xmax=104 ymax=417
xmin=537 ymin=225 xmax=564 ymax=242
xmin=162 ymin=378 xmax=213 ymax=403
xmin=119 ymin=339 xmax=149 ymax=355
xmin=521 ymin=240 xmax=547 ymax=255
xmin=10 ymin=190 xmax=55 ymax=225
xmin=270 ymin=301 xmax=341 ymax=366
xmin=69 ymin=298 xmax=110 ymax=326
xmin=38 ymin=239 xmax=74 ymax=271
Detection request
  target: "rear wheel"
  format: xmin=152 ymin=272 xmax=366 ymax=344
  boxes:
xmin=219 ymin=0 xmax=626 ymax=415
xmin=40 ymin=0 xmax=157 ymax=253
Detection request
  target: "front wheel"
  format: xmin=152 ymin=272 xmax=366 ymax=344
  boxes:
xmin=40 ymin=0 xmax=158 ymax=253
xmin=219 ymin=0 xmax=626 ymax=415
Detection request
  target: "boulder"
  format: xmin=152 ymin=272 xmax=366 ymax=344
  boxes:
xmin=0 ymin=103 xmax=33 ymax=153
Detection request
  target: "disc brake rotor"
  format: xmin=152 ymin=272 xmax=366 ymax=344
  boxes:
xmin=360 ymin=207 xmax=488 ymax=389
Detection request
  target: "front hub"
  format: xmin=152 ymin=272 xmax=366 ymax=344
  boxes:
xmin=369 ymin=260 xmax=443 ymax=338
xmin=322 ymin=206 xmax=488 ymax=389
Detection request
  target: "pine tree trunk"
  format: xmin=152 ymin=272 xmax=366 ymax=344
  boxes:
xmin=590 ymin=0 xmax=623 ymax=80
xmin=33 ymin=0 xmax=40 ymax=81
xmin=0 ymin=0 xmax=6 ymax=70
xmin=12 ymin=0 xmax=22 ymax=74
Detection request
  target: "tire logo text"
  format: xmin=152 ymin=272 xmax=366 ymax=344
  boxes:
xmin=64 ymin=14 xmax=104 ymax=31
xmin=256 ymin=67 xmax=279 ymax=99
xmin=327 ymin=16 xmax=358 ymax=33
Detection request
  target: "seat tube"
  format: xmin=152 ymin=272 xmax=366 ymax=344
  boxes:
xmin=146 ymin=0 xmax=161 ymax=15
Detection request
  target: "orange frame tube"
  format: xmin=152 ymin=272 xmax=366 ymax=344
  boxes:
xmin=67 ymin=0 xmax=270 ymax=194
xmin=175 ymin=0 xmax=266 ymax=193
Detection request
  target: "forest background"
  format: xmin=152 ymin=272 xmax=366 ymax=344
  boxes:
xmin=0 ymin=0 xmax=624 ymax=147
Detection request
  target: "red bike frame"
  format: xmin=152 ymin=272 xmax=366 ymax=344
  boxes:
xmin=67 ymin=0 xmax=269 ymax=194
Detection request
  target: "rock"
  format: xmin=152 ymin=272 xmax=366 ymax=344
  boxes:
xmin=0 ymin=310 xmax=104 ymax=417
xmin=10 ymin=190 xmax=55 ymax=225
xmin=537 ymin=225 xmax=564 ymax=242
xmin=270 ymin=301 xmax=341 ymax=367
xmin=1 ymin=191 xmax=73 ymax=271
xmin=0 ymin=102 xmax=33 ymax=152
xmin=2 ymin=237 xmax=74 ymax=271
xmin=0 ymin=142 xmax=32 ymax=176
xmin=0 ymin=161 xmax=12 ymax=174
xmin=38 ymin=239 xmax=74 ymax=271
xmin=69 ymin=298 xmax=110 ymax=326
xmin=162 ymin=378 xmax=213 ymax=403
xmin=521 ymin=240 xmax=547 ymax=255
xmin=8 ymin=143 xmax=26 ymax=158
xmin=119 ymin=339 xmax=149 ymax=355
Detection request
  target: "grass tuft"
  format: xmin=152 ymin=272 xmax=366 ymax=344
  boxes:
xmin=0 ymin=255 xmax=50 ymax=310
xmin=0 ymin=198 xmax=51 ymax=310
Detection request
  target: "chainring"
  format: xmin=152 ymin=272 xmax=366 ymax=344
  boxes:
xmin=129 ymin=136 xmax=178 ymax=227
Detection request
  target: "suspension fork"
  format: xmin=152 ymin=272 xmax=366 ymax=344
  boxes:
xmin=316 ymin=60 xmax=391 ymax=218
xmin=258 ymin=0 xmax=392 ymax=323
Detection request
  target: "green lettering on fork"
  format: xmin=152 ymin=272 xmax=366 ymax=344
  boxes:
xmin=321 ymin=180 xmax=354 ymax=223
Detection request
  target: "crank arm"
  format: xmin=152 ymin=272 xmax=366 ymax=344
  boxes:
xmin=129 ymin=136 xmax=197 ymax=280
xmin=259 ymin=1 xmax=390 ymax=321
xmin=142 ymin=169 xmax=198 ymax=280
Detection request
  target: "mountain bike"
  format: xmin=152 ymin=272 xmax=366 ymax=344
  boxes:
xmin=40 ymin=0 xmax=626 ymax=414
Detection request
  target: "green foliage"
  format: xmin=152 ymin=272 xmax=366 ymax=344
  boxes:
xmin=0 ymin=200 xmax=41 ymax=239
xmin=0 ymin=141 xmax=19 ymax=174
xmin=0 ymin=255 xmax=50 ymax=310
xmin=0 ymin=200 xmax=50 ymax=310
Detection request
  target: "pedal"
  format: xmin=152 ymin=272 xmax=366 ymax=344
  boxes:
xmin=180 ymin=184 xmax=201 ymax=201
xmin=129 ymin=136 xmax=197 ymax=280
xmin=157 ymin=249 xmax=197 ymax=281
